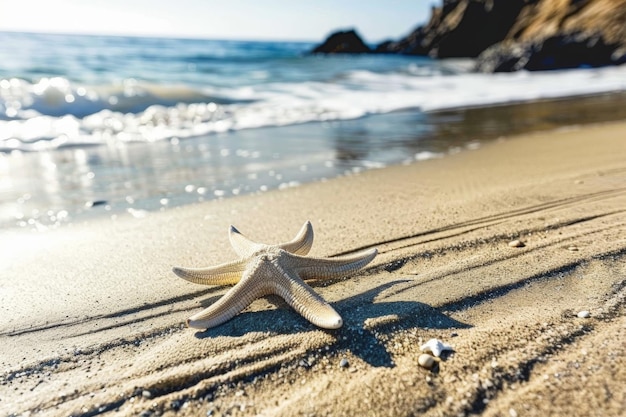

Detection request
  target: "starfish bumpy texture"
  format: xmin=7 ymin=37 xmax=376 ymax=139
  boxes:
xmin=173 ymin=221 xmax=377 ymax=330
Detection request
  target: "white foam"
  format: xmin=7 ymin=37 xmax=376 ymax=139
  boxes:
xmin=415 ymin=151 xmax=444 ymax=161
xmin=2 ymin=65 xmax=626 ymax=151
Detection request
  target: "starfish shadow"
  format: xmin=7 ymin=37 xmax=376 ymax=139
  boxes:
xmin=193 ymin=280 xmax=470 ymax=368
xmin=332 ymin=280 xmax=470 ymax=367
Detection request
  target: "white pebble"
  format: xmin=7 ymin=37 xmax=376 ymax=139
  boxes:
xmin=577 ymin=310 xmax=590 ymax=318
xmin=418 ymin=354 xmax=436 ymax=370
xmin=508 ymin=240 xmax=525 ymax=248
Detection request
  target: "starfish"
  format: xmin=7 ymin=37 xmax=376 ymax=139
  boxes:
xmin=173 ymin=221 xmax=377 ymax=330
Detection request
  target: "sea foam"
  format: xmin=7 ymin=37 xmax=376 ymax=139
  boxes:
xmin=2 ymin=64 xmax=626 ymax=152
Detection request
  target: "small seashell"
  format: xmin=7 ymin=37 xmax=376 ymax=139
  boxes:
xmin=339 ymin=358 xmax=349 ymax=368
xmin=420 ymin=338 xmax=454 ymax=357
xmin=418 ymin=354 xmax=436 ymax=370
xmin=577 ymin=310 xmax=590 ymax=318
xmin=568 ymin=246 xmax=579 ymax=251
xmin=508 ymin=240 xmax=525 ymax=248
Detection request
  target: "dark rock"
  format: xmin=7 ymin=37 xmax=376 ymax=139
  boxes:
xmin=311 ymin=29 xmax=371 ymax=54
xmin=375 ymin=1 xmax=527 ymax=58
xmin=314 ymin=0 xmax=626 ymax=71
xmin=424 ymin=0 xmax=527 ymax=58
xmin=373 ymin=40 xmax=398 ymax=53
xmin=375 ymin=26 xmax=429 ymax=55
xmin=85 ymin=200 xmax=108 ymax=208
xmin=475 ymin=42 xmax=526 ymax=72
xmin=474 ymin=0 xmax=626 ymax=71
xmin=477 ymin=31 xmax=626 ymax=72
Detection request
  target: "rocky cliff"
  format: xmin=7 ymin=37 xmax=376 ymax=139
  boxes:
xmin=475 ymin=0 xmax=626 ymax=71
xmin=312 ymin=0 xmax=626 ymax=72
xmin=376 ymin=1 xmax=528 ymax=58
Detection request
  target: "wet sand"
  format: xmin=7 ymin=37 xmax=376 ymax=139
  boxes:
xmin=6 ymin=91 xmax=626 ymax=233
xmin=1 ymin=120 xmax=625 ymax=416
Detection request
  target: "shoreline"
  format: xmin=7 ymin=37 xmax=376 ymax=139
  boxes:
xmin=4 ymin=91 xmax=626 ymax=233
xmin=2 ymin=119 xmax=625 ymax=416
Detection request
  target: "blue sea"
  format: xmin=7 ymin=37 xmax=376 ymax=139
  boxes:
xmin=1 ymin=31 xmax=626 ymax=231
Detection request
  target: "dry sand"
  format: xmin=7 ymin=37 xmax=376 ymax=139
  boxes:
xmin=1 ymin=121 xmax=625 ymax=417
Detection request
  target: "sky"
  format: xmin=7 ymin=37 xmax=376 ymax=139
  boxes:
xmin=0 ymin=0 xmax=434 ymax=42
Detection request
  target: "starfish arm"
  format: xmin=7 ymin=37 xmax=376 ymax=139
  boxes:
xmin=277 ymin=220 xmax=314 ymax=255
xmin=228 ymin=225 xmax=264 ymax=257
xmin=290 ymin=248 xmax=377 ymax=280
xmin=272 ymin=267 xmax=343 ymax=329
xmin=186 ymin=271 xmax=271 ymax=329
xmin=172 ymin=259 xmax=246 ymax=286
xmin=175 ymin=224 xmax=374 ymax=331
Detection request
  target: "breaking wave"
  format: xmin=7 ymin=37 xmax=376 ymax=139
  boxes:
xmin=2 ymin=63 xmax=626 ymax=152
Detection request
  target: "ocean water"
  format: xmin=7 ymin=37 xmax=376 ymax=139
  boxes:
xmin=1 ymin=31 xmax=626 ymax=231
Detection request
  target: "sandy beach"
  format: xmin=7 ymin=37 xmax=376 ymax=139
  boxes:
xmin=1 ymin=120 xmax=625 ymax=416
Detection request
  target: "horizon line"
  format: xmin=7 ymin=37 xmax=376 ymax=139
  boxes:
xmin=0 ymin=27 xmax=401 ymax=45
